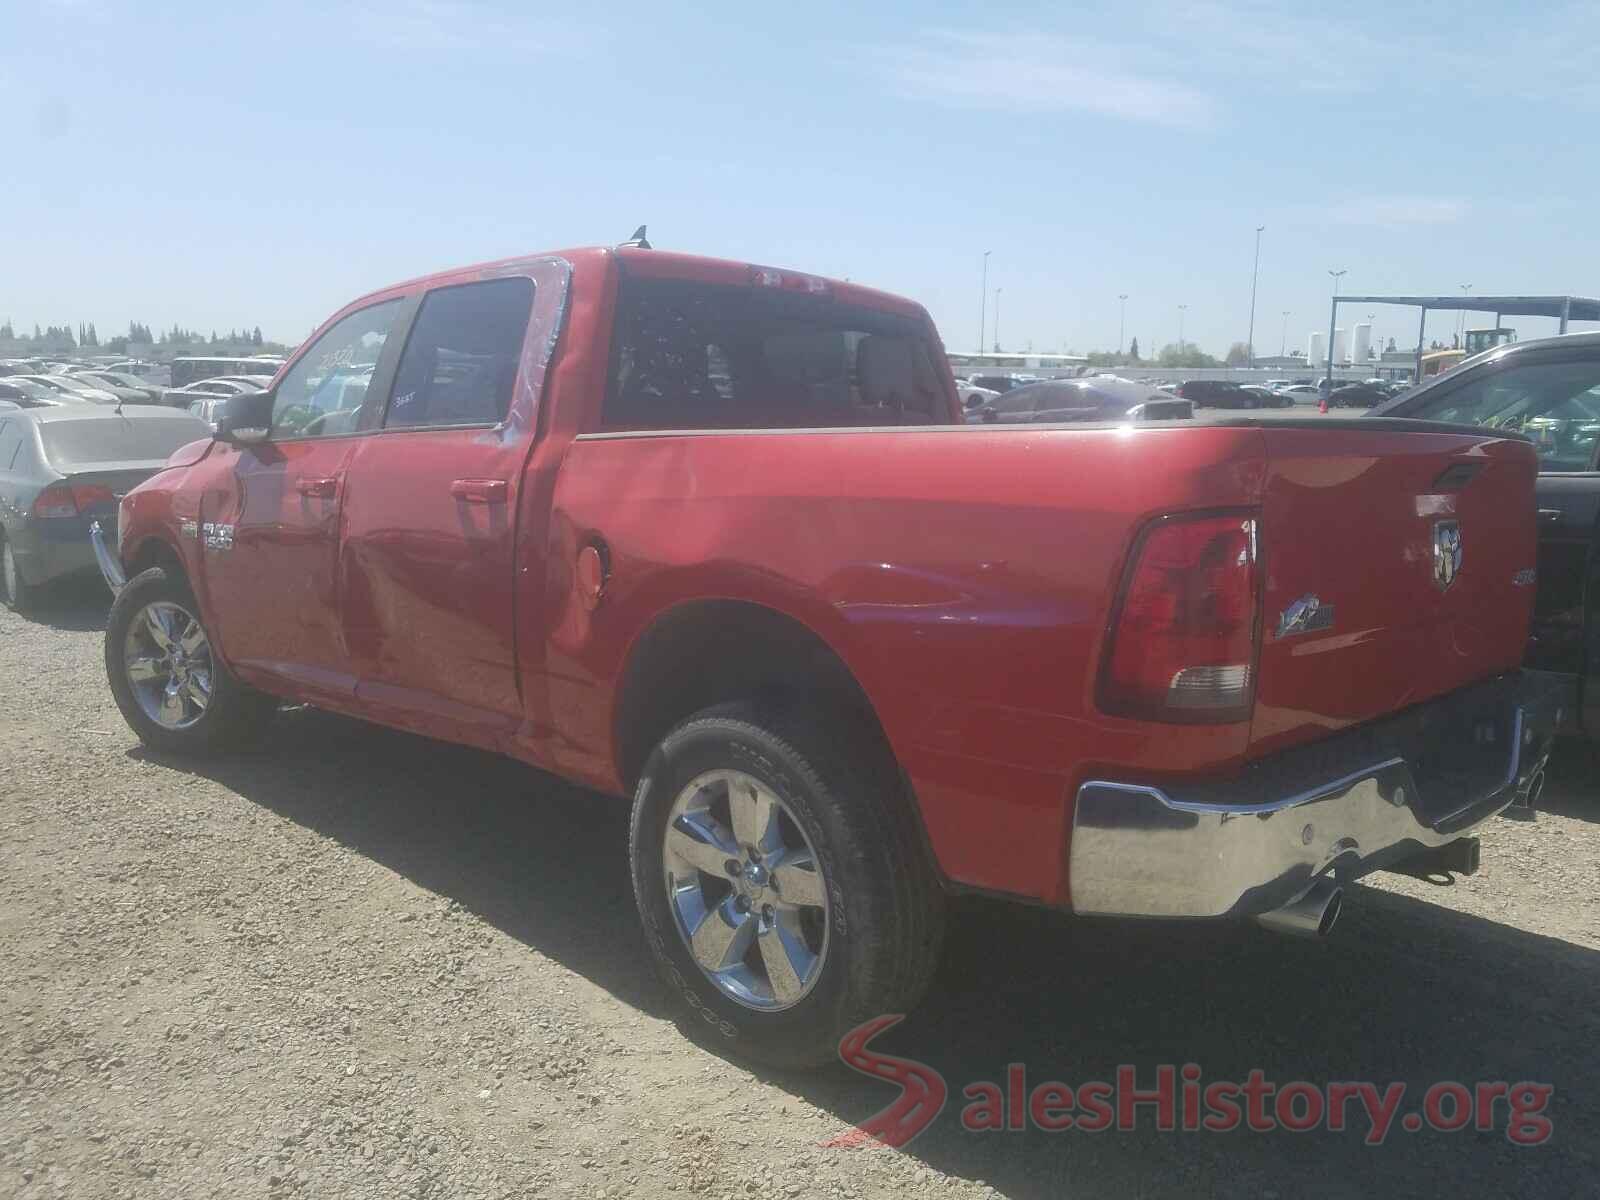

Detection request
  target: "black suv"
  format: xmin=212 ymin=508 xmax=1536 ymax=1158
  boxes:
xmin=1378 ymin=331 xmax=1600 ymax=738
xmin=1176 ymin=379 xmax=1258 ymax=409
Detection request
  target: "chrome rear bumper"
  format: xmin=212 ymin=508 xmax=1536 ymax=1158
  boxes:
xmin=1069 ymin=672 xmax=1565 ymax=919
xmin=89 ymin=520 xmax=126 ymax=594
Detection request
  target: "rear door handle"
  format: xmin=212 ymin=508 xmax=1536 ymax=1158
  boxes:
xmin=297 ymin=477 xmax=339 ymax=499
xmin=1538 ymin=508 xmax=1564 ymax=525
xmin=450 ymin=479 xmax=508 ymax=504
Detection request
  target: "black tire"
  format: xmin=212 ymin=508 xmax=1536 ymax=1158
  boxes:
xmin=1 ymin=532 xmax=39 ymax=613
xmin=630 ymin=702 xmax=944 ymax=1069
xmin=105 ymin=566 xmax=276 ymax=755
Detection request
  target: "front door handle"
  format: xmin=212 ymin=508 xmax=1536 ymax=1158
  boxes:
xmin=450 ymin=479 xmax=508 ymax=504
xmin=297 ymin=477 xmax=339 ymax=499
xmin=1538 ymin=508 xmax=1563 ymax=525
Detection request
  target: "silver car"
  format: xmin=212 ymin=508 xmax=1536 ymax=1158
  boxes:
xmin=0 ymin=406 xmax=210 ymax=611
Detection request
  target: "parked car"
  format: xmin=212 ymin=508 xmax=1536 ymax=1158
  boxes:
xmin=1278 ymin=384 xmax=1321 ymax=402
xmin=1177 ymin=379 xmax=1258 ymax=409
xmin=1377 ymin=331 xmax=1600 ymax=737
xmin=0 ymin=405 xmax=210 ymax=610
xmin=61 ymin=372 xmax=163 ymax=406
xmin=184 ymin=395 xmax=230 ymax=430
xmin=165 ymin=376 xmax=271 ymax=412
xmin=95 ymin=245 xmax=1558 ymax=1068
xmin=966 ymin=373 xmax=1032 ymax=394
xmin=968 ymin=377 xmax=1192 ymax=423
xmin=13 ymin=374 xmax=117 ymax=404
xmin=79 ymin=370 xmax=169 ymax=404
xmin=1239 ymin=385 xmax=1292 ymax=408
xmin=1329 ymin=383 xmax=1390 ymax=409
xmin=0 ymin=379 xmax=62 ymax=408
xmin=955 ymin=382 xmax=1000 ymax=413
xmin=168 ymin=355 xmax=285 ymax=389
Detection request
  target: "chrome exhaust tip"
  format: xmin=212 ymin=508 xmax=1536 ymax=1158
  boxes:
xmin=1255 ymin=877 xmax=1343 ymax=940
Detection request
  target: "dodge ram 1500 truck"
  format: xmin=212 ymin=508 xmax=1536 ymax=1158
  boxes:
xmin=95 ymin=245 xmax=1563 ymax=1067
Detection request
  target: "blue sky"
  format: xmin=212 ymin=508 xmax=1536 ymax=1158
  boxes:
xmin=4 ymin=0 xmax=1599 ymax=357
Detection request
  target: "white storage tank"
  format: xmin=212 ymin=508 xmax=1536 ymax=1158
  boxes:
xmin=1333 ymin=328 xmax=1348 ymax=365
xmin=1308 ymin=331 xmax=1326 ymax=365
xmin=1351 ymin=323 xmax=1373 ymax=365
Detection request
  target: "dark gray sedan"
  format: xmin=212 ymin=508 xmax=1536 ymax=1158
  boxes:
xmin=966 ymin=377 xmax=1195 ymax=423
xmin=0 ymin=406 xmax=210 ymax=611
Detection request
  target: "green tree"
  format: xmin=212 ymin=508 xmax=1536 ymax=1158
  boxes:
xmin=1157 ymin=342 xmax=1220 ymax=368
xmin=1224 ymin=341 xmax=1250 ymax=366
xmin=251 ymin=326 xmax=263 ymax=346
xmin=1127 ymin=337 xmax=1139 ymax=362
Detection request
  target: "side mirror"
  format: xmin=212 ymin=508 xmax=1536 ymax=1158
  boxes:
xmin=216 ymin=388 xmax=274 ymax=445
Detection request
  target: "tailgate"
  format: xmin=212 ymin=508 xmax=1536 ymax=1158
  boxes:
xmin=1250 ymin=424 xmax=1539 ymax=756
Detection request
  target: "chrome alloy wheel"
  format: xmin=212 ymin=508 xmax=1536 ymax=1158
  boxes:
xmin=122 ymin=600 xmax=213 ymax=730
xmin=663 ymin=769 xmax=830 ymax=1011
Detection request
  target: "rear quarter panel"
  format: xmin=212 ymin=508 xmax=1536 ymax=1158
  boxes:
xmin=540 ymin=423 xmax=1269 ymax=904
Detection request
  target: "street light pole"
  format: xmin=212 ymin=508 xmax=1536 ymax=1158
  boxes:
xmin=1280 ymin=310 xmax=1290 ymax=358
xmin=1118 ymin=294 xmax=1128 ymax=357
xmin=1177 ymin=304 xmax=1188 ymax=356
xmin=1247 ymin=224 xmax=1264 ymax=367
xmin=1325 ymin=269 xmax=1347 ymax=394
xmin=1458 ymin=283 xmax=1472 ymax=343
xmin=978 ymin=250 xmax=991 ymax=356
xmin=993 ymin=288 xmax=1003 ymax=352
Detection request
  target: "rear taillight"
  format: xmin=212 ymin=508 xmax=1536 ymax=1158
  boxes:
xmin=1099 ymin=512 xmax=1261 ymax=723
xmin=32 ymin=483 xmax=115 ymax=519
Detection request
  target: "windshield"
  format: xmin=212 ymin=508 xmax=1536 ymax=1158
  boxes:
xmin=40 ymin=416 xmax=208 ymax=468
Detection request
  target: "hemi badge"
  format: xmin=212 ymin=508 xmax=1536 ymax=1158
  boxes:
xmin=1512 ymin=568 xmax=1537 ymax=587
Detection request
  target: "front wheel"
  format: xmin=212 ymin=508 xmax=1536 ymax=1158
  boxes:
xmin=630 ymin=703 xmax=944 ymax=1069
xmin=105 ymin=566 xmax=276 ymax=754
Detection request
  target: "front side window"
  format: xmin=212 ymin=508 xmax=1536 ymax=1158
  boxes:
xmin=1404 ymin=356 xmax=1600 ymax=472
xmin=271 ymin=300 xmax=401 ymax=439
xmin=603 ymin=277 xmax=948 ymax=430
xmin=384 ymin=278 xmax=533 ymax=429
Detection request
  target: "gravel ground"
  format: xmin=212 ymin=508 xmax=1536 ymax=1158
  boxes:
xmin=2 ymin=581 xmax=1597 ymax=1199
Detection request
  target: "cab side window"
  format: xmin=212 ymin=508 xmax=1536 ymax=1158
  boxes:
xmin=384 ymin=278 xmax=534 ymax=429
xmin=270 ymin=300 xmax=403 ymax=440
xmin=1407 ymin=357 xmax=1600 ymax=471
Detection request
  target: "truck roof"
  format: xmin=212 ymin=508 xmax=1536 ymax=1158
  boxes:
xmin=364 ymin=245 xmax=930 ymax=322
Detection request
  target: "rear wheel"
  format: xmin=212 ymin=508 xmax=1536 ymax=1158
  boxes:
xmin=0 ymin=534 xmax=38 ymax=613
xmin=105 ymin=566 xmax=275 ymax=754
xmin=630 ymin=702 xmax=944 ymax=1069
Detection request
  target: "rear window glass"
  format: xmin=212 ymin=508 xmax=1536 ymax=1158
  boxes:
xmin=603 ymin=277 xmax=949 ymax=430
xmin=40 ymin=417 xmax=207 ymax=469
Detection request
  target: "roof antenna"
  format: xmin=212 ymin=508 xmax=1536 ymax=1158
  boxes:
xmin=619 ymin=225 xmax=651 ymax=250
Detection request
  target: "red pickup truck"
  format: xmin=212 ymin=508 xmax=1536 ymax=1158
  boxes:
xmin=94 ymin=245 xmax=1562 ymax=1067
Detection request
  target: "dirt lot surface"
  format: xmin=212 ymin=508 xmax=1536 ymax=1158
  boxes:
xmin=3 ymin=583 xmax=1597 ymax=1199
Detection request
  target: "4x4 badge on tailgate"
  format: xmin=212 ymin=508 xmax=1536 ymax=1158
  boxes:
xmin=1433 ymin=520 xmax=1463 ymax=591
